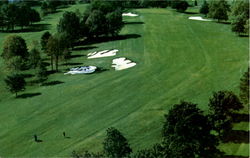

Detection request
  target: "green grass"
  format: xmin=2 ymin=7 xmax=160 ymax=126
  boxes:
xmin=0 ymin=4 xmax=249 ymax=157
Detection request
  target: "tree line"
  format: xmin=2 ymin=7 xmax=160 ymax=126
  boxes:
xmin=71 ymin=86 xmax=248 ymax=158
xmin=0 ymin=2 xmax=40 ymax=31
xmin=199 ymin=0 xmax=249 ymax=36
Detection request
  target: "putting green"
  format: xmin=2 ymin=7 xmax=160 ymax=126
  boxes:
xmin=0 ymin=5 xmax=248 ymax=157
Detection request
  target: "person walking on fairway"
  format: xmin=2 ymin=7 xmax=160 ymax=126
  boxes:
xmin=63 ymin=132 xmax=66 ymax=138
xmin=34 ymin=134 xmax=38 ymax=142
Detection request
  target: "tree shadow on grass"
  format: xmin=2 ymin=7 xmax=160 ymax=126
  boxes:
xmin=69 ymin=54 xmax=86 ymax=59
xmin=81 ymin=34 xmax=141 ymax=45
xmin=17 ymin=92 xmax=41 ymax=99
xmin=21 ymin=74 xmax=34 ymax=79
xmin=223 ymin=130 xmax=249 ymax=143
xmin=0 ymin=24 xmax=51 ymax=33
xmin=223 ymin=156 xmax=249 ymax=158
xmin=124 ymin=21 xmax=144 ymax=25
xmin=61 ymin=62 xmax=83 ymax=66
xmin=72 ymin=46 xmax=97 ymax=51
xmin=183 ymin=11 xmax=198 ymax=14
xmin=239 ymin=34 xmax=249 ymax=38
xmin=95 ymin=67 xmax=109 ymax=74
xmin=42 ymin=81 xmax=64 ymax=86
xmin=232 ymin=113 xmax=249 ymax=123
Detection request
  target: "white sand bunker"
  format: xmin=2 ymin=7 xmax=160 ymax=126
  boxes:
xmin=122 ymin=12 xmax=138 ymax=17
xmin=88 ymin=49 xmax=118 ymax=59
xmin=64 ymin=66 xmax=97 ymax=75
xmin=112 ymin=57 xmax=136 ymax=71
xmin=188 ymin=16 xmax=212 ymax=21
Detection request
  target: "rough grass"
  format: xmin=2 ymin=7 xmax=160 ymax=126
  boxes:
xmin=0 ymin=4 xmax=248 ymax=157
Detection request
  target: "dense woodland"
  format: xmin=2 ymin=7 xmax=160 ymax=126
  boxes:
xmin=0 ymin=0 xmax=249 ymax=157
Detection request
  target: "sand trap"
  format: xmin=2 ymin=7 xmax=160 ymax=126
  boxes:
xmin=188 ymin=16 xmax=212 ymax=21
xmin=112 ymin=57 xmax=136 ymax=71
xmin=88 ymin=49 xmax=118 ymax=59
xmin=122 ymin=12 xmax=138 ymax=17
xmin=64 ymin=66 xmax=97 ymax=75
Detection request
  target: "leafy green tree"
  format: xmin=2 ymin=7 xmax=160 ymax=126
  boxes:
xmin=41 ymin=31 xmax=52 ymax=50
xmin=46 ymin=33 xmax=68 ymax=71
xmin=171 ymin=0 xmax=189 ymax=12
xmin=162 ymin=101 xmax=221 ymax=158
xmin=4 ymin=73 xmax=26 ymax=97
xmin=245 ymin=19 xmax=249 ymax=34
xmin=1 ymin=3 xmax=19 ymax=30
xmin=240 ymin=68 xmax=249 ymax=105
xmin=2 ymin=35 xmax=29 ymax=60
xmin=16 ymin=4 xmax=30 ymax=29
xmin=57 ymin=11 xmax=80 ymax=47
xmin=72 ymin=150 xmax=104 ymax=158
xmin=208 ymin=91 xmax=243 ymax=138
xmin=231 ymin=14 xmax=247 ymax=35
xmin=200 ymin=0 xmax=209 ymax=16
xmin=29 ymin=48 xmax=41 ymax=69
xmin=103 ymin=127 xmax=132 ymax=158
xmin=29 ymin=9 xmax=41 ymax=24
xmin=5 ymin=56 xmax=25 ymax=72
xmin=106 ymin=9 xmax=123 ymax=36
xmin=208 ymin=0 xmax=230 ymax=22
xmin=132 ymin=144 xmax=163 ymax=158
xmin=35 ymin=61 xmax=48 ymax=83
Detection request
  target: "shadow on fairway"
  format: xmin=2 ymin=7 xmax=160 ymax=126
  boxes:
xmin=223 ymin=156 xmax=249 ymax=158
xmin=42 ymin=81 xmax=64 ymax=86
xmin=232 ymin=113 xmax=249 ymax=123
xmin=17 ymin=92 xmax=42 ymax=99
xmin=223 ymin=130 xmax=249 ymax=143
xmin=78 ymin=34 xmax=141 ymax=45
xmin=21 ymin=74 xmax=35 ymax=78
xmin=183 ymin=11 xmax=198 ymax=14
xmin=124 ymin=21 xmax=144 ymax=25
xmin=95 ymin=67 xmax=109 ymax=74
xmin=36 ymin=139 xmax=43 ymax=143
xmin=61 ymin=62 xmax=83 ymax=66
xmin=69 ymin=54 xmax=86 ymax=59
xmin=0 ymin=24 xmax=51 ymax=33
xmin=72 ymin=46 xmax=98 ymax=51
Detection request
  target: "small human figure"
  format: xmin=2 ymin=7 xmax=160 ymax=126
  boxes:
xmin=34 ymin=134 xmax=38 ymax=142
xmin=63 ymin=132 xmax=66 ymax=138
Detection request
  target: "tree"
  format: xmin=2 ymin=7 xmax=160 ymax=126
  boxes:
xmin=244 ymin=19 xmax=249 ymax=34
xmin=171 ymin=0 xmax=189 ymax=12
xmin=231 ymin=0 xmax=249 ymax=35
xmin=103 ymin=127 xmax=132 ymax=158
xmin=29 ymin=48 xmax=41 ymax=69
xmin=41 ymin=31 xmax=52 ymax=50
xmin=2 ymin=35 xmax=29 ymax=60
xmin=162 ymin=101 xmax=221 ymax=158
xmin=16 ymin=4 xmax=30 ymax=29
xmin=105 ymin=9 xmax=123 ymax=36
xmin=1 ymin=3 xmax=19 ymax=30
xmin=4 ymin=73 xmax=26 ymax=97
xmin=240 ymin=68 xmax=249 ymax=105
xmin=231 ymin=14 xmax=247 ymax=35
xmin=6 ymin=56 xmax=25 ymax=72
xmin=46 ymin=33 xmax=68 ymax=71
xmin=29 ymin=9 xmax=41 ymax=24
xmin=208 ymin=91 xmax=243 ymax=138
xmin=57 ymin=11 xmax=80 ymax=47
xmin=132 ymin=144 xmax=163 ymax=158
xmin=200 ymin=0 xmax=209 ymax=16
xmin=208 ymin=0 xmax=230 ymax=22
xmin=35 ymin=61 xmax=48 ymax=83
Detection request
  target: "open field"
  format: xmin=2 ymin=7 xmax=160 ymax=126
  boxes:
xmin=0 ymin=4 xmax=248 ymax=157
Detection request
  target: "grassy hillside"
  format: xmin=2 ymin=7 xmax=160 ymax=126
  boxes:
xmin=0 ymin=4 xmax=248 ymax=157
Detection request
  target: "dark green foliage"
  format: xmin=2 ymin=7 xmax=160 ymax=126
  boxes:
xmin=29 ymin=48 xmax=41 ymax=69
xmin=200 ymin=0 xmax=209 ymax=15
xmin=162 ymin=101 xmax=221 ymax=158
xmin=208 ymin=91 xmax=243 ymax=138
xmin=0 ymin=3 xmax=40 ymax=31
xmin=240 ymin=68 xmax=249 ymax=105
xmin=71 ymin=150 xmax=104 ymax=158
xmin=35 ymin=61 xmax=48 ymax=83
xmin=231 ymin=0 xmax=249 ymax=35
xmin=231 ymin=14 xmax=247 ymax=35
xmin=132 ymin=144 xmax=163 ymax=158
xmin=208 ymin=0 xmax=230 ymax=22
xmin=103 ymin=127 xmax=132 ymax=158
xmin=171 ymin=0 xmax=189 ymax=12
xmin=57 ymin=11 xmax=80 ymax=46
xmin=6 ymin=56 xmax=26 ymax=72
xmin=41 ymin=31 xmax=52 ymax=50
xmin=81 ymin=0 xmax=124 ymax=38
xmin=4 ymin=73 xmax=26 ymax=97
xmin=2 ymin=35 xmax=29 ymax=60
